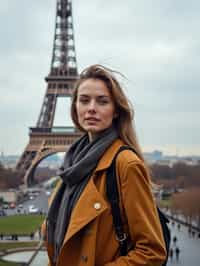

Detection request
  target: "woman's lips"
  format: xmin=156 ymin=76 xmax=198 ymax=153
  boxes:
xmin=85 ymin=117 xmax=100 ymax=122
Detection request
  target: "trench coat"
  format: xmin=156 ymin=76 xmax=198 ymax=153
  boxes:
xmin=43 ymin=139 xmax=166 ymax=266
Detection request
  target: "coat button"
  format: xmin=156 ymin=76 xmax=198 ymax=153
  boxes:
xmin=94 ymin=202 xmax=101 ymax=210
xmin=81 ymin=255 xmax=88 ymax=262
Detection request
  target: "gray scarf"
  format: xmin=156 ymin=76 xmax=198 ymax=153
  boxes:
xmin=46 ymin=126 xmax=118 ymax=263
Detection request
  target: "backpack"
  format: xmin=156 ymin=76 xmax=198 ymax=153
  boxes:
xmin=106 ymin=146 xmax=171 ymax=266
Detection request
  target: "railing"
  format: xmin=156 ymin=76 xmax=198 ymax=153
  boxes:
xmin=29 ymin=127 xmax=78 ymax=134
xmin=164 ymin=210 xmax=200 ymax=233
xmin=25 ymin=240 xmax=44 ymax=266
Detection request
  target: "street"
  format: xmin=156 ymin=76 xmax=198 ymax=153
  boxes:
xmin=2 ymin=188 xmax=49 ymax=216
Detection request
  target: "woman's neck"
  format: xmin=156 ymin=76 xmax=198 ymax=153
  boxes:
xmin=88 ymin=132 xmax=96 ymax=142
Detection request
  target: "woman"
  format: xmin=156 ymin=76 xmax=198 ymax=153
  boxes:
xmin=43 ymin=65 xmax=166 ymax=266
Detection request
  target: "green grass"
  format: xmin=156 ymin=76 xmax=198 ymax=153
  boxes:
xmin=0 ymin=215 xmax=45 ymax=235
xmin=157 ymin=198 xmax=172 ymax=208
xmin=0 ymin=242 xmax=39 ymax=252
xmin=0 ymin=259 xmax=21 ymax=266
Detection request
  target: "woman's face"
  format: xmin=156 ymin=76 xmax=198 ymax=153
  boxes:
xmin=76 ymin=78 xmax=116 ymax=140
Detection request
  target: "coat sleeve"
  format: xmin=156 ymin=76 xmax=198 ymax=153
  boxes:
xmin=105 ymin=156 xmax=167 ymax=266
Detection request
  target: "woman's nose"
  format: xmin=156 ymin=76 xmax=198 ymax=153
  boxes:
xmin=88 ymin=100 xmax=96 ymax=112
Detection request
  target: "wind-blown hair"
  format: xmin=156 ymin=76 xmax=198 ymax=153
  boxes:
xmin=71 ymin=64 xmax=145 ymax=163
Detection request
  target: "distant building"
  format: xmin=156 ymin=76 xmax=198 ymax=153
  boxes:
xmin=0 ymin=155 xmax=19 ymax=168
xmin=0 ymin=154 xmax=63 ymax=169
xmin=144 ymin=149 xmax=200 ymax=166
xmin=152 ymin=183 xmax=163 ymax=199
xmin=144 ymin=150 xmax=163 ymax=163
xmin=0 ymin=190 xmax=17 ymax=203
xmin=156 ymin=159 xmax=174 ymax=167
xmin=178 ymin=158 xmax=200 ymax=166
xmin=0 ymin=189 xmax=25 ymax=204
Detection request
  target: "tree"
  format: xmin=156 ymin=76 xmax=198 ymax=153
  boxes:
xmin=151 ymin=161 xmax=200 ymax=189
xmin=171 ymin=188 xmax=200 ymax=226
xmin=0 ymin=164 xmax=22 ymax=189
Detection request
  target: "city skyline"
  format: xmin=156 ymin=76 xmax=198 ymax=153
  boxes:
xmin=1 ymin=1 xmax=200 ymax=156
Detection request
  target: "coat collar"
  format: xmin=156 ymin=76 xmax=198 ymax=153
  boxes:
xmin=94 ymin=138 xmax=124 ymax=172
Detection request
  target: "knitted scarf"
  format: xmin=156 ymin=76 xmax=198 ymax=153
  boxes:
xmin=46 ymin=125 xmax=118 ymax=263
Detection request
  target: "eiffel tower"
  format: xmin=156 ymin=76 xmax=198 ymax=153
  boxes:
xmin=16 ymin=0 xmax=82 ymax=186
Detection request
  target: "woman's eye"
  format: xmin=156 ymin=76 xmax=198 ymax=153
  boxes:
xmin=78 ymin=97 xmax=110 ymax=105
xmin=79 ymin=98 xmax=89 ymax=104
xmin=98 ymin=98 xmax=109 ymax=105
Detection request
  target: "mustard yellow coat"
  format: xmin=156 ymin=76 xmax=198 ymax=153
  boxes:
xmin=43 ymin=139 xmax=166 ymax=266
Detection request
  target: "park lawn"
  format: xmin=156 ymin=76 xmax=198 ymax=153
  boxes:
xmin=0 ymin=241 xmax=39 ymax=252
xmin=158 ymin=198 xmax=172 ymax=208
xmin=0 ymin=215 xmax=45 ymax=235
xmin=0 ymin=259 xmax=21 ymax=266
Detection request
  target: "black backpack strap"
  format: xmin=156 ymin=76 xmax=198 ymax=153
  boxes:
xmin=106 ymin=146 xmax=136 ymax=256
xmin=107 ymin=146 xmax=171 ymax=265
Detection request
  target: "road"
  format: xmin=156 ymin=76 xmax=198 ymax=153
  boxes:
xmin=3 ymin=188 xmax=49 ymax=216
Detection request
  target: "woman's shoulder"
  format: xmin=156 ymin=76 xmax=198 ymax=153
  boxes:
xmin=116 ymin=146 xmax=142 ymax=165
xmin=115 ymin=147 xmax=151 ymax=186
xmin=115 ymin=145 xmax=149 ymax=179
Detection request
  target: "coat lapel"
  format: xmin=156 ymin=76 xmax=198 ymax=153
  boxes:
xmin=62 ymin=176 xmax=108 ymax=245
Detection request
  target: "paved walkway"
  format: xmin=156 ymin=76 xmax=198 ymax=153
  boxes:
xmin=167 ymin=220 xmax=200 ymax=266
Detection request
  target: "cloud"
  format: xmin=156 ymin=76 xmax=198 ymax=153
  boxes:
xmin=0 ymin=0 xmax=200 ymax=155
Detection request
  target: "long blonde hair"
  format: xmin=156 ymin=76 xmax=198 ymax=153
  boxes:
xmin=71 ymin=64 xmax=147 ymax=163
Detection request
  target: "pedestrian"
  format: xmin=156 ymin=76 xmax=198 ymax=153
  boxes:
xmin=173 ymin=235 xmax=177 ymax=245
xmin=169 ymin=248 xmax=174 ymax=261
xmin=188 ymin=227 xmax=191 ymax=236
xmin=30 ymin=232 xmax=34 ymax=240
xmin=42 ymin=64 xmax=167 ymax=266
xmin=175 ymin=246 xmax=180 ymax=261
xmin=177 ymin=223 xmax=181 ymax=230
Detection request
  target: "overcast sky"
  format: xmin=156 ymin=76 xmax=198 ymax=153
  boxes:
xmin=1 ymin=0 xmax=200 ymax=156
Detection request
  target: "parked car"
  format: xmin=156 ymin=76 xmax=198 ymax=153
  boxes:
xmin=17 ymin=204 xmax=23 ymax=213
xmin=45 ymin=190 xmax=51 ymax=196
xmin=28 ymin=205 xmax=39 ymax=214
xmin=29 ymin=195 xmax=35 ymax=200
xmin=0 ymin=209 xmax=6 ymax=216
xmin=9 ymin=202 xmax=16 ymax=209
xmin=3 ymin=204 xmax=9 ymax=209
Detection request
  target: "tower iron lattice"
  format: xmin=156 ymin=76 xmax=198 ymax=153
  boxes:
xmin=16 ymin=0 xmax=81 ymax=186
